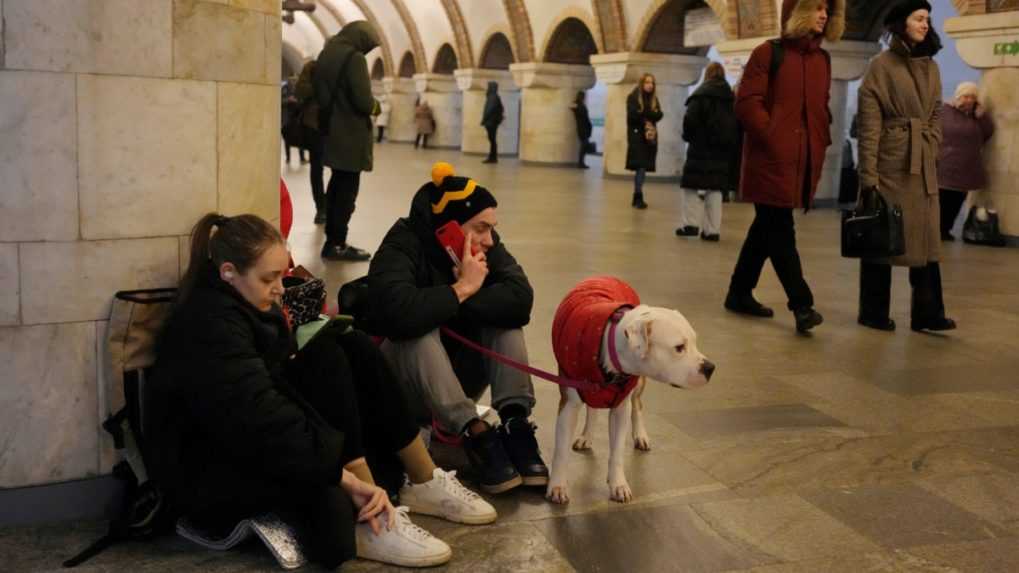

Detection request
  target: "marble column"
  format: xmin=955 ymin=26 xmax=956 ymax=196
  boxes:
xmin=716 ymin=38 xmax=880 ymax=203
xmin=946 ymin=11 xmax=1019 ymax=238
xmin=384 ymin=77 xmax=419 ymax=143
xmin=590 ymin=53 xmax=707 ymax=179
xmin=455 ymin=69 xmax=521 ymax=157
xmin=509 ymin=63 xmax=596 ymax=165
xmin=0 ymin=0 xmax=281 ymax=490
xmin=414 ymin=73 xmax=463 ymax=149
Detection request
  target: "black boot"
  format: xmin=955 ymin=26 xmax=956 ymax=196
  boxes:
xmin=910 ymin=264 xmax=956 ymax=332
xmin=724 ymin=292 xmax=774 ymax=317
xmin=498 ymin=418 xmax=549 ymax=487
xmin=793 ymin=307 xmax=824 ymax=333
xmin=631 ymin=192 xmax=648 ymax=210
xmin=463 ymin=427 xmax=522 ymax=494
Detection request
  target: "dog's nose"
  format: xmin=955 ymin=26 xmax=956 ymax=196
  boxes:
xmin=700 ymin=360 xmax=715 ymax=380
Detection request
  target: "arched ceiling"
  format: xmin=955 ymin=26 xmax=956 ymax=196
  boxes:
xmin=283 ymin=1 xmax=966 ymax=74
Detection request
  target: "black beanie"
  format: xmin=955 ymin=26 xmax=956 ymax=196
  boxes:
xmin=884 ymin=0 xmax=932 ymax=26
xmin=428 ymin=162 xmax=498 ymax=228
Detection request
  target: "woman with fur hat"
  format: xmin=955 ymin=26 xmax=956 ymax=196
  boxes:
xmin=724 ymin=0 xmax=844 ymax=334
xmin=856 ymin=0 xmax=955 ymax=333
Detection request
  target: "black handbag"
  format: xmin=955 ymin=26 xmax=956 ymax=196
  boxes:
xmin=841 ymin=187 xmax=906 ymax=258
xmin=962 ymin=206 xmax=1006 ymax=247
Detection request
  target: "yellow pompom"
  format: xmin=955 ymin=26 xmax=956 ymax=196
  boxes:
xmin=431 ymin=162 xmax=455 ymax=186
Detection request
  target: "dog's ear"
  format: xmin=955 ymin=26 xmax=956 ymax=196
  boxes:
xmin=624 ymin=318 xmax=653 ymax=359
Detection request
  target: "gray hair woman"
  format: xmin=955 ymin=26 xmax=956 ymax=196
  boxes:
xmin=936 ymin=81 xmax=995 ymax=240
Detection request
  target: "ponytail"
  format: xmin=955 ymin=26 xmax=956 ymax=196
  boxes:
xmin=177 ymin=212 xmax=284 ymax=306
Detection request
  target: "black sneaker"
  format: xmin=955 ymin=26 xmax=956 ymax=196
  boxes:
xmin=314 ymin=212 xmax=326 ymax=225
xmin=498 ymin=418 xmax=549 ymax=487
xmin=794 ymin=307 xmax=824 ymax=333
xmin=700 ymin=232 xmax=720 ymax=242
xmin=724 ymin=292 xmax=774 ymax=318
xmin=675 ymin=226 xmax=699 ymax=237
xmin=321 ymin=244 xmax=371 ymax=262
xmin=463 ymin=428 xmax=522 ymax=494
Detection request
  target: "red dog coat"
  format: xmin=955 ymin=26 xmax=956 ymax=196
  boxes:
xmin=551 ymin=276 xmax=641 ymax=409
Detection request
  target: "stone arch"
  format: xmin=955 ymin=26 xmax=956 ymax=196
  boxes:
xmin=439 ymin=0 xmax=474 ymax=69
xmin=843 ymin=1 xmax=911 ymax=42
xmin=371 ymin=58 xmax=385 ymax=80
xmin=502 ymin=0 xmax=536 ymax=63
xmin=390 ymin=0 xmax=428 ymax=75
xmin=634 ymin=0 xmax=714 ymax=56
xmin=480 ymin=31 xmax=515 ymax=70
xmin=591 ymin=0 xmax=628 ymax=52
xmin=305 ymin=10 xmax=331 ymax=40
xmin=398 ymin=51 xmax=417 ymax=78
xmin=344 ymin=0 xmax=395 ymax=76
xmin=543 ymin=14 xmax=600 ymax=65
xmin=317 ymin=0 xmax=348 ymax=29
xmin=281 ymin=41 xmax=306 ymax=79
xmin=433 ymin=43 xmax=459 ymax=74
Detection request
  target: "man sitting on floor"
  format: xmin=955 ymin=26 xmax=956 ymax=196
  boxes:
xmin=363 ymin=162 xmax=548 ymax=495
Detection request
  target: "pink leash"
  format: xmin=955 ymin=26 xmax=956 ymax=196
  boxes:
xmin=438 ymin=308 xmax=631 ymax=395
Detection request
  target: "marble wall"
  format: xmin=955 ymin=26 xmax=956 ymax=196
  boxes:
xmin=0 ymin=0 xmax=282 ymax=489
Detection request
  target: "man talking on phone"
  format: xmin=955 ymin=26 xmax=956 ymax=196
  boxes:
xmin=364 ymin=162 xmax=547 ymax=495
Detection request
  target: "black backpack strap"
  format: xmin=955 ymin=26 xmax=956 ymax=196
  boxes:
xmin=768 ymin=39 xmax=785 ymax=79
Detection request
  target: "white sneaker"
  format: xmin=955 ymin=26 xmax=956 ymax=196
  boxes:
xmin=400 ymin=468 xmax=498 ymax=525
xmin=355 ymin=506 xmax=452 ymax=568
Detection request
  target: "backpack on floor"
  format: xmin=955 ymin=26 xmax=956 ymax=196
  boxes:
xmin=63 ymin=289 xmax=178 ymax=568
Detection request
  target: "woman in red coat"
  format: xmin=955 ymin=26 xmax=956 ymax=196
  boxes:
xmin=724 ymin=0 xmax=844 ymax=334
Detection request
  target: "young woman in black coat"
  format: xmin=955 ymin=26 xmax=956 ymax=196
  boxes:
xmin=626 ymin=73 xmax=664 ymax=209
xmin=147 ymin=213 xmax=495 ymax=569
xmin=571 ymin=90 xmax=593 ymax=169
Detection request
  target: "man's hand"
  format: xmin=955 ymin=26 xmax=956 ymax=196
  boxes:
xmin=451 ymin=232 xmax=488 ymax=303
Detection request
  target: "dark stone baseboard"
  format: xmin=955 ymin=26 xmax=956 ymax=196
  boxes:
xmin=0 ymin=476 xmax=123 ymax=527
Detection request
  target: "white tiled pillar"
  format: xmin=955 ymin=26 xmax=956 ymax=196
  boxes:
xmin=0 ymin=0 xmax=281 ymax=489
xmin=510 ymin=63 xmax=596 ymax=165
xmin=384 ymin=77 xmax=419 ymax=143
xmin=455 ymin=68 xmax=521 ymax=157
xmin=414 ymin=73 xmax=463 ymax=150
xmin=947 ymin=11 xmax=1019 ymax=238
xmin=590 ymin=53 xmax=707 ymax=179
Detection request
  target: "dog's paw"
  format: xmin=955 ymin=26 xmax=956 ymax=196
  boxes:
xmin=633 ymin=433 xmax=652 ymax=452
xmin=572 ymin=436 xmax=593 ymax=451
xmin=609 ymin=481 xmax=633 ymax=503
xmin=546 ymin=483 xmax=571 ymax=504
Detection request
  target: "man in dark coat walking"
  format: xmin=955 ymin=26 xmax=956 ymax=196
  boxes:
xmin=363 ymin=162 xmax=548 ymax=496
xmin=481 ymin=82 xmax=504 ymax=164
xmin=724 ymin=0 xmax=844 ymax=333
xmin=315 ymin=21 xmax=380 ymax=262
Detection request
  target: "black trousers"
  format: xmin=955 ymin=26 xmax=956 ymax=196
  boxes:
xmin=729 ymin=204 xmax=814 ymax=311
xmin=939 ymin=189 xmax=966 ymax=237
xmin=307 ymin=135 xmax=325 ymax=215
xmin=189 ymin=329 xmax=419 ymax=569
xmin=577 ymin=138 xmax=589 ymax=166
xmin=859 ymin=261 xmax=947 ymax=323
xmin=325 ymin=169 xmax=361 ymax=246
xmin=485 ymin=125 xmax=498 ymax=160
xmin=376 ymin=126 xmax=385 ymax=143
xmin=415 ymin=133 xmax=429 ymax=148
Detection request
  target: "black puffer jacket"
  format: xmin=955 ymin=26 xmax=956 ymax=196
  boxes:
xmin=680 ymin=78 xmax=741 ymax=192
xmin=364 ymin=185 xmax=533 ymax=343
xmin=145 ymin=267 xmax=346 ymax=514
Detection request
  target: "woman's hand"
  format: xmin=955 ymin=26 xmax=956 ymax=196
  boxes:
xmin=341 ymin=470 xmax=396 ymax=535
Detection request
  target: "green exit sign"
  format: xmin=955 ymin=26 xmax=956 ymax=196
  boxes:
xmin=994 ymin=41 xmax=1019 ymax=55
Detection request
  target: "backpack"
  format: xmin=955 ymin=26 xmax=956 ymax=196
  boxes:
xmin=63 ymin=289 xmax=178 ymax=568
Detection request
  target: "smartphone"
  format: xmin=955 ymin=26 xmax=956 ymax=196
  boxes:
xmin=435 ymin=221 xmax=477 ymax=266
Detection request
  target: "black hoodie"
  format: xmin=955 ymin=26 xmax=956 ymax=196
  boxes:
xmin=481 ymin=81 xmax=504 ymax=128
xmin=364 ymin=185 xmax=533 ymax=341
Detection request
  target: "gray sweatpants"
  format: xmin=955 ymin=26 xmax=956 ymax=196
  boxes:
xmin=380 ymin=328 xmax=536 ymax=434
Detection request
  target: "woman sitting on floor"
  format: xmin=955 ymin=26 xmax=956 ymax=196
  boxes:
xmin=145 ymin=212 xmax=496 ymax=569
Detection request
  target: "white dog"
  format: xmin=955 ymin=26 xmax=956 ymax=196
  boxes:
xmin=547 ymin=277 xmax=713 ymax=504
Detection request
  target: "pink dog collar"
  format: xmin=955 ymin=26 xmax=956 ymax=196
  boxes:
xmin=606 ymin=307 xmax=631 ymax=377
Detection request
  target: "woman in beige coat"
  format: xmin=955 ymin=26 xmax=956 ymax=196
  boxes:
xmin=856 ymin=0 xmax=955 ymax=333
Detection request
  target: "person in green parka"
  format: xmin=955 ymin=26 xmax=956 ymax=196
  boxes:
xmin=314 ymin=21 xmax=381 ymax=262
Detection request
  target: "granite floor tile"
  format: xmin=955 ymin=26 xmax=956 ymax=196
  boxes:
xmin=905 ymin=538 xmax=1019 ymax=573
xmin=723 ymin=550 xmax=963 ymax=572
xmin=867 ymin=361 xmax=1019 ymax=396
xmin=690 ymin=495 xmax=882 ymax=562
xmin=801 ymin=483 xmax=1012 ymax=549
xmin=662 ymin=404 xmax=847 ymax=439
xmin=534 ymin=501 xmax=776 ymax=573
xmin=917 ymin=471 xmax=1019 ymax=533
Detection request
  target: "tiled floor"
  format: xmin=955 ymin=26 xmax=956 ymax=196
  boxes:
xmin=5 ymin=144 xmax=1019 ymax=572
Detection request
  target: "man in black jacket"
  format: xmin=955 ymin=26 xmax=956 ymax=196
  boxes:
xmin=481 ymin=82 xmax=503 ymax=164
xmin=366 ymin=162 xmax=547 ymax=494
